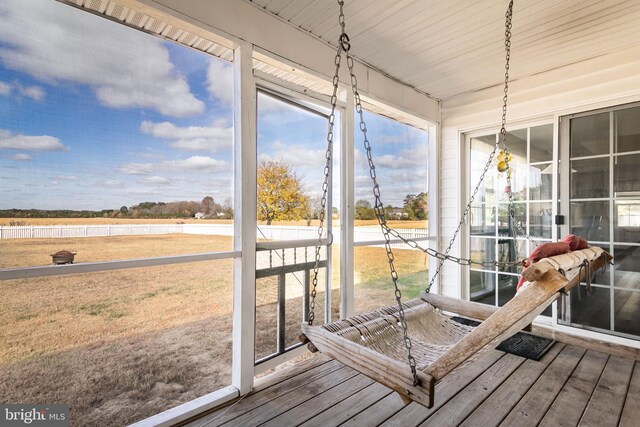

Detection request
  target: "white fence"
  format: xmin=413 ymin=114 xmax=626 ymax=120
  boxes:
xmin=0 ymin=224 xmax=185 ymax=239
xmin=0 ymin=223 xmax=429 ymax=246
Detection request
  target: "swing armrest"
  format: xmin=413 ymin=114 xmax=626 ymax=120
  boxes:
xmin=301 ymin=323 xmax=436 ymax=407
xmin=522 ymin=249 xmax=612 ymax=292
xmin=423 ymin=268 xmax=568 ymax=381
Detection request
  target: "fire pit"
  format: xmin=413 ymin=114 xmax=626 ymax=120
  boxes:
xmin=51 ymin=250 xmax=76 ymax=265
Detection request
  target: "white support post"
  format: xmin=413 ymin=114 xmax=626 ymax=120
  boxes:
xmin=232 ymin=41 xmax=257 ymax=395
xmin=340 ymin=90 xmax=355 ymax=319
xmin=428 ymin=120 xmax=441 ymax=294
xmin=326 ymin=147 xmax=333 ymax=324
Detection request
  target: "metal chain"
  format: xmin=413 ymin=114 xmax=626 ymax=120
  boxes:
xmin=423 ymin=0 xmax=520 ymax=292
xmin=339 ymin=11 xmax=419 ymax=386
xmin=499 ymin=1 xmax=538 ymax=268
xmin=309 ymin=0 xmax=420 ymax=386
xmin=308 ymin=2 xmax=345 ymax=326
xmin=381 ymin=225 xmax=525 ymax=269
xmin=500 ymin=0 xmax=536 ymax=252
xmin=309 ymin=0 xmax=529 ymax=386
xmin=331 ymin=0 xmax=534 ymax=275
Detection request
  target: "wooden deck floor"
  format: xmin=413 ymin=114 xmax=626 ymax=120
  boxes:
xmin=186 ymin=342 xmax=639 ymax=427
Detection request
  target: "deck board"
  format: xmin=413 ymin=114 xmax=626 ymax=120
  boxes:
xmin=460 ymin=343 xmax=564 ymax=427
xmin=380 ymin=350 xmax=505 ymax=427
xmin=619 ymin=362 xmax=640 ymax=427
xmin=538 ymin=350 xmax=609 ymax=427
xmin=261 ymin=374 xmax=374 ymax=426
xmin=184 ymin=339 xmax=638 ymax=427
xmin=500 ymin=345 xmax=587 ymax=426
xmin=219 ymin=366 xmax=359 ymax=426
xmin=253 ymin=354 xmax=332 ymax=391
xmin=299 ymin=381 xmax=392 ymax=427
xmin=578 ymin=356 xmax=635 ymax=427
xmin=421 ymin=353 xmax=526 ymax=426
xmin=189 ymin=361 xmax=349 ymax=426
xmin=339 ymin=389 xmax=407 ymax=426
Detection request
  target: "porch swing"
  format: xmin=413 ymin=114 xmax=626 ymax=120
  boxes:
xmin=300 ymin=0 xmax=612 ymax=408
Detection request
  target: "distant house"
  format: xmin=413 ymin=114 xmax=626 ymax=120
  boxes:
xmin=388 ymin=208 xmax=408 ymax=220
xmin=194 ymin=212 xmax=205 ymax=219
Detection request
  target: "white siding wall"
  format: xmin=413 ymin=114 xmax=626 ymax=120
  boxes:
xmin=438 ymin=44 xmax=640 ymax=298
xmin=437 ymin=126 xmax=464 ymax=298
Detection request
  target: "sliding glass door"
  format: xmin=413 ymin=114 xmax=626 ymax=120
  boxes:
xmin=467 ymin=124 xmax=554 ymax=313
xmin=467 ymin=104 xmax=640 ymax=341
xmin=559 ymin=103 xmax=640 ymax=339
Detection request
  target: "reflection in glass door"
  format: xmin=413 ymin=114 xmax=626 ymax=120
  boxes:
xmin=468 ymin=124 xmax=554 ymax=312
xmin=560 ymin=103 xmax=640 ymax=339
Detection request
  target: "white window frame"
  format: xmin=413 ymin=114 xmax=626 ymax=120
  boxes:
xmin=251 ymin=80 xmax=341 ymax=371
xmin=0 ymin=4 xmax=442 ymax=426
xmin=460 ymin=112 xmax=640 ymax=353
xmin=558 ymin=101 xmax=640 ymax=341
xmin=462 ymin=118 xmax=558 ymax=309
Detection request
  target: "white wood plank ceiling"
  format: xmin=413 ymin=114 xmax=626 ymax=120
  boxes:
xmin=245 ymin=0 xmax=640 ymax=101
xmin=63 ymin=0 xmax=235 ymax=61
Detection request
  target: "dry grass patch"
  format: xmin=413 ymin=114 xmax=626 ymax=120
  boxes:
xmin=0 ymin=317 xmax=232 ymax=427
xmin=0 ymin=234 xmax=232 ymax=268
xmin=0 ymin=260 xmax=233 ymax=365
xmin=0 ymin=233 xmax=428 ymax=425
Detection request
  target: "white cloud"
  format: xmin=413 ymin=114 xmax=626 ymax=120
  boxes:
xmin=353 ymin=144 xmax=428 ymax=206
xmin=0 ymin=80 xmax=45 ymax=101
xmin=20 ymin=85 xmax=45 ymax=101
xmin=100 ymin=180 xmax=122 ymax=188
xmin=0 ymin=129 xmax=68 ymax=151
xmin=374 ymin=132 xmax=427 ymax=145
xmin=162 ymin=156 xmax=229 ymax=172
xmin=0 ymin=81 xmax=11 ymax=96
xmin=139 ymin=175 xmax=171 ymax=186
xmin=207 ymin=60 xmax=233 ymax=105
xmin=127 ymin=188 xmax=162 ymax=196
xmin=119 ymin=163 xmax=153 ymax=175
xmin=0 ymin=0 xmax=204 ymax=117
xmin=258 ymin=95 xmax=286 ymax=113
xmin=355 ymin=146 xmax=427 ymax=170
xmin=259 ymin=143 xmax=327 ymax=169
xmin=375 ymin=135 xmax=405 ymax=144
xmin=354 ymin=172 xmax=427 ymax=206
xmin=136 ymin=150 xmax=164 ymax=160
xmin=10 ymin=153 xmax=32 ymax=161
xmin=119 ymin=155 xmax=228 ymax=175
xmin=53 ymin=175 xmax=78 ymax=181
xmin=140 ymin=120 xmax=232 ymax=152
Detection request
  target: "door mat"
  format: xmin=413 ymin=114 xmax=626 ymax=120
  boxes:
xmin=452 ymin=316 xmax=555 ymax=361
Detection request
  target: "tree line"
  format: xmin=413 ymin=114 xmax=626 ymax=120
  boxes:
xmin=121 ymin=197 xmax=233 ymax=219
xmin=3 ymin=160 xmax=427 ymax=222
xmin=257 ymin=160 xmax=428 ymax=223
xmin=354 ymin=192 xmax=428 ymax=221
xmin=0 ymin=209 xmax=118 ymax=219
xmin=1 ymin=197 xmax=234 ymax=220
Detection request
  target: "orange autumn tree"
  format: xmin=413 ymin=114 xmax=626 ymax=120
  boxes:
xmin=257 ymin=160 xmax=310 ymax=225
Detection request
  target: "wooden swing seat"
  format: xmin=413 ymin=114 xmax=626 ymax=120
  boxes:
xmin=301 ymin=246 xmax=612 ymax=408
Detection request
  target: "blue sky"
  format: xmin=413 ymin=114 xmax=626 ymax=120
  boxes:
xmin=0 ymin=0 xmax=427 ymax=211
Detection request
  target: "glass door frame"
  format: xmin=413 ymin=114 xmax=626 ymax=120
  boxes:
xmin=558 ymin=101 xmax=640 ymax=340
xmin=463 ymin=119 xmax=559 ymax=314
